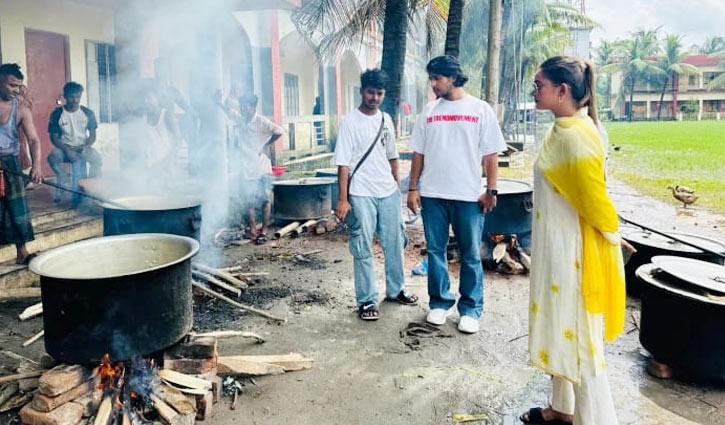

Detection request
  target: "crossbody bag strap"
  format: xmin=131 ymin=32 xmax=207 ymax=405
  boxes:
xmin=347 ymin=114 xmax=385 ymax=196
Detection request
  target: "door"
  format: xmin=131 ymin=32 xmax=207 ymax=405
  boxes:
xmin=25 ymin=29 xmax=69 ymax=177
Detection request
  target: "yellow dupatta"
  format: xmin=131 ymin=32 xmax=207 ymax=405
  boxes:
xmin=537 ymin=110 xmax=625 ymax=341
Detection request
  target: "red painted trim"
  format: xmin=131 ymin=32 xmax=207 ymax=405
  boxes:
xmin=270 ymin=10 xmax=283 ymax=151
xmin=336 ymin=55 xmax=343 ymax=124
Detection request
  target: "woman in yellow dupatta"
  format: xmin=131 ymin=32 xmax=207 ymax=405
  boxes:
xmin=520 ymin=57 xmax=631 ymax=425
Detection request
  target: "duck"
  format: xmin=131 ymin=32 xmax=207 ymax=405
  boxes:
xmin=667 ymin=185 xmax=698 ymax=208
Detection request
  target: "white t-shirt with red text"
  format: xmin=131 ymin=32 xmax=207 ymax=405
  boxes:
xmin=408 ymin=94 xmax=506 ymax=202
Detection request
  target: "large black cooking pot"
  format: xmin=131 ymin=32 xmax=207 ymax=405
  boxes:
xmin=637 ymin=262 xmax=725 ymax=381
xmin=623 ymin=230 xmax=725 ymax=296
xmin=103 ymin=196 xmax=202 ymax=242
xmin=315 ymin=168 xmax=339 ymax=209
xmin=29 ymin=234 xmax=199 ymax=364
xmin=271 ymin=178 xmax=335 ymax=221
xmin=483 ymin=179 xmax=533 ymax=248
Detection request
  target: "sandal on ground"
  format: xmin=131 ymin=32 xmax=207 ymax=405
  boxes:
xmin=255 ymin=233 xmax=268 ymax=245
xmin=358 ymin=302 xmax=379 ymax=321
xmin=387 ymin=290 xmax=419 ymax=305
xmin=17 ymin=253 xmax=37 ymax=265
xmin=520 ymin=407 xmax=572 ymax=425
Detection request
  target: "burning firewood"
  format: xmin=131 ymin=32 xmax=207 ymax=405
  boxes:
xmin=92 ymin=395 xmax=112 ymax=425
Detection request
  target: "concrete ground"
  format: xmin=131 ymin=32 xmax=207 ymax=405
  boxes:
xmin=2 ymin=179 xmax=725 ymax=425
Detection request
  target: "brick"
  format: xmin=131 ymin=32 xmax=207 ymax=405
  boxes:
xmin=162 ymin=355 xmax=217 ymax=375
xmin=38 ymin=365 xmax=91 ymax=397
xmin=164 ymin=338 xmax=217 ymax=360
xmin=185 ymin=390 xmax=213 ymax=421
xmin=32 ymin=376 xmax=99 ymax=412
xmin=19 ymin=402 xmax=84 ymax=425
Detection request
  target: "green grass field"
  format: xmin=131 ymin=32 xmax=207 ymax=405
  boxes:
xmin=605 ymin=120 xmax=725 ymax=214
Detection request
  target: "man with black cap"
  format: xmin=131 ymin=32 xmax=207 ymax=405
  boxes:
xmin=407 ymin=55 xmax=506 ymax=334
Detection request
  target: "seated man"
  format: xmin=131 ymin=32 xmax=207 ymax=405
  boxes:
xmin=48 ymin=82 xmax=101 ymax=202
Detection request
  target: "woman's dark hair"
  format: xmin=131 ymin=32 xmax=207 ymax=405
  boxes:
xmin=426 ymin=55 xmax=469 ymax=87
xmin=360 ymin=69 xmax=388 ymax=90
xmin=0 ymin=63 xmax=24 ymax=80
xmin=539 ymin=56 xmax=598 ymax=124
xmin=63 ymin=82 xmax=84 ymax=97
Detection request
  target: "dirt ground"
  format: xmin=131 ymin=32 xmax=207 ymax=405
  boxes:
xmin=2 ymin=179 xmax=725 ymax=425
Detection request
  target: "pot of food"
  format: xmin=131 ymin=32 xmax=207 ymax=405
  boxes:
xmin=622 ymin=230 xmax=725 ymax=296
xmin=315 ymin=168 xmax=339 ymax=209
xmin=271 ymin=178 xmax=335 ymax=221
xmin=29 ymin=234 xmax=199 ymax=364
xmin=637 ymin=257 xmax=725 ymax=381
xmin=483 ymin=179 xmax=533 ymax=248
xmin=103 ymin=196 xmax=202 ymax=242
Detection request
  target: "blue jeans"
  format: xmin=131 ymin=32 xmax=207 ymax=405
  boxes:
xmin=421 ymin=197 xmax=484 ymax=318
xmin=346 ymin=191 xmax=405 ymax=307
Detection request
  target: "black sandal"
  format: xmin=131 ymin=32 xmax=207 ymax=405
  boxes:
xmin=18 ymin=253 xmax=37 ymax=265
xmin=358 ymin=302 xmax=379 ymax=321
xmin=520 ymin=407 xmax=572 ymax=425
xmin=387 ymin=290 xmax=419 ymax=305
xmin=255 ymin=233 xmax=268 ymax=245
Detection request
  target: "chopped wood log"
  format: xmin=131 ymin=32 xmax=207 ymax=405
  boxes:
xmin=0 ymin=382 xmax=19 ymax=407
xmin=162 ymin=357 xmax=217 ymax=376
xmin=23 ymin=330 xmax=45 ymax=347
xmin=73 ymin=391 xmax=102 ymax=417
xmin=0 ymin=287 xmax=41 ymax=299
xmin=19 ymin=402 xmax=84 ymax=425
xmin=191 ymin=271 xmax=241 ymax=297
xmin=165 ymin=337 xmax=217 ymax=359
xmin=19 ymin=302 xmax=43 ymax=321
xmin=149 ymin=394 xmax=195 ymax=425
xmin=0 ymin=391 xmax=32 ymax=412
xmin=191 ymin=282 xmax=286 ymax=322
xmin=325 ymin=219 xmax=338 ymax=232
xmin=274 ymin=221 xmax=300 ymax=239
xmin=192 ymin=263 xmax=247 ymax=290
xmin=216 ymin=358 xmax=284 ymax=376
xmin=92 ymin=395 xmax=112 ymax=425
xmin=314 ymin=225 xmax=326 ymax=235
xmin=219 ymin=354 xmax=313 ymax=372
xmin=38 ymin=364 xmax=92 ymax=397
xmin=185 ymin=390 xmax=213 ymax=420
xmin=0 ymin=370 xmax=46 ymax=385
xmin=300 ymin=220 xmax=318 ymax=232
xmin=163 ymin=383 xmax=207 ymax=396
xmin=158 ymin=370 xmax=212 ymax=391
xmin=32 ymin=375 xmax=99 ymax=412
xmin=17 ymin=358 xmax=42 ymax=391
xmin=153 ymin=385 xmax=196 ymax=416
xmin=189 ymin=331 xmax=265 ymax=343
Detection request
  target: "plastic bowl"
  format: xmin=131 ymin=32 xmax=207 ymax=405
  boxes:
xmin=271 ymin=165 xmax=287 ymax=176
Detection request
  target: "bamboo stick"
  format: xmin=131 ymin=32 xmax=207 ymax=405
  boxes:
xmin=191 ymin=282 xmax=285 ymax=322
xmin=0 ymin=370 xmax=45 ymax=385
xmin=274 ymin=221 xmax=300 ymax=239
xmin=191 ymin=271 xmax=241 ymax=297
xmin=300 ymin=220 xmax=318 ymax=232
xmin=18 ymin=302 xmax=43 ymax=321
xmin=192 ymin=263 xmax=247 ymax=290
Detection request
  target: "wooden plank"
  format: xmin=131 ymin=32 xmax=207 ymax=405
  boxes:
xmin=158 ymin=370 xmax=212 ymax=391
xmin=19 ymin=402 xmax=84 ymax=425
xmin=18 ymin=302 xmax=43 ymax=321
xmin=92 ymin=395 xmax=112 ymax=425
xmin=0 ymin=287 xmax=41 ymax=299
xmin=153 ymin=385 xmax=196 ymax=416
xmin=31 ymin=375 xmax=98 ymax=412
xmin=216 ymin=358 xmax=285 ymax=376
xmin=38 ymin=364 xmax=90 ymax=397
xmin=219 ymin=354 xmax=313 ymax=372
xmin=149 ymin=394 xmax=195 ymax=425
xmin=189 ymin=331 xmax=265 ymax=343
xmin=0 ymin=370 xmax=45 ymax=385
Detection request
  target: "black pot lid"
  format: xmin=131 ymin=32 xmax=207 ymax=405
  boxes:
xmin=651 ymin=255 xmax=725 ymax=294
xmin=271 ymin=177 xmax=336 ymax=186
xmin=636 ymin=263 xmax=725 ymax=305
xmin=623 ymin=231 xmax=725 ymax=254
xmin=483 ymin=178 xmax=532 ymax=195
xmin=314 ymin=168 xmax=338 ymax=176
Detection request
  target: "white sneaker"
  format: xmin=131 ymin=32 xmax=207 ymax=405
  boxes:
xmin=426 ymin=308 xmax=452 ymax=326
xmin=458 ymin=315 xmax=480 ymax=334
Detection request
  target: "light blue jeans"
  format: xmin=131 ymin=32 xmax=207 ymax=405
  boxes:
xmin=346 ymin=191 xmax=406 ymax=307
xmin=421 ymin=196 xmax=485 ymax=319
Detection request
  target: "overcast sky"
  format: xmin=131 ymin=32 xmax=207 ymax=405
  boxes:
xmin=587 ymin=0 xmax=725 ymax=48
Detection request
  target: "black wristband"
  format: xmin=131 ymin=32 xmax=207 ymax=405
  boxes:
xmin=408 ymin=188 xmax=418 ymax=191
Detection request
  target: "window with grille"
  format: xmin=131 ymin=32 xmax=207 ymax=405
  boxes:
xmin=284 ymin=73 xmax=300 ymax=117
xmin=85 ymin=41 xmax=116 ymax=123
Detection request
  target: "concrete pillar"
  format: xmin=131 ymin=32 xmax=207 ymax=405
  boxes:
xmin=699 ymin=99 xmax=704 ymax=120
xmin=646 ymin=100 xmax=651 ymax=119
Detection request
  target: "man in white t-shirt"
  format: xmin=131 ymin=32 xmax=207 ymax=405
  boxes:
xmin=407 ymin=56 xmax=507 ymax=334
xmin=334 ymin=69 xmax=418 ymax=321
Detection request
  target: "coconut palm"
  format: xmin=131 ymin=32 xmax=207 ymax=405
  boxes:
xmin=594 ymin=40 xmax=620 ymax=109
xmin=655 ymin=34 xmax=699 ymax=119
xmin=444 ymin=0 xmax=466 ymax=57
xmin=600 ymin=28 xmax=666 ymax=121
xmin=697 ymin=36 xmax=725 ymax=54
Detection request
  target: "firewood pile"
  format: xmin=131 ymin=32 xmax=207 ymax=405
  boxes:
xmin=213 ymin=215 xmax=341 ymax=248
xmin=1 ymin=335 xmax=313 ymax=425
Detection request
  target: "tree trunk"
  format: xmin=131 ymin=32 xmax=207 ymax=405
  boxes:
xmin=380 ymin=0 xmax=409 ymax=128
xmin=657 ymin=78 xmax=667 ymax=120
xmin=628 ymin=77 xmax=635 ymax=121
xmin=444 ymin=0 xmax=466 ymax=57
xmin=485 ymin=0 xmax=503 ymax=111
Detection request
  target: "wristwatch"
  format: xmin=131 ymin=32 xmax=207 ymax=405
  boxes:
xmin=486 ymin=188 xmax=498 ymax=196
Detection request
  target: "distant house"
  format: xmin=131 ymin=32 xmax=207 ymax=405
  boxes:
xmin=610 ymin=54 xmax=725 ymax=120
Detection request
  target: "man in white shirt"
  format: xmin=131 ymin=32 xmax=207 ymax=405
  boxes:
xmin=407 ymin=56 xmax=507 ymax=334
xmin=334 ymin=69 xmax=418 ymax=321
xmin=48 ymin=82 xmax=101 ymax=203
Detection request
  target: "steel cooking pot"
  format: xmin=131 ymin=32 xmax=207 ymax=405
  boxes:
xmin=103 ymin=196 xmax=202 ymax=242
xmin=315 ymin=168 xmax=339 ymax=209
xmin=483 ymin=179 xmax=533 ymax=248
xmin=29 ymin=234 xmax=199 ymax=364
xmin=271 ymin=178 xmax=335 ymax=221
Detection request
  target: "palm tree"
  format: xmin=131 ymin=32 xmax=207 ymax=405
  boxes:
xmin=655 ymin=34 xmax=699 ymax=119
xmin=444 ymin=0 xmax=465 ymax=57
xmin=600 ymin=28 xmax=665 ymax=121
xmin=379 ymin=0 xmax=409 ymax=120
xmin=697 ymin=36 xmax=725 ymax=54
xmin=594 ymin=40 xmax=619 ymax=109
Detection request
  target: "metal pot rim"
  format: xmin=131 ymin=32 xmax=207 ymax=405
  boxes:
xmin=271 ymin=177 xmax=336 ymax=186
xmin=102 ymin=196 xmax=201 ymax=211
xmin=29 ymin=233 xmax=199 ymax=280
